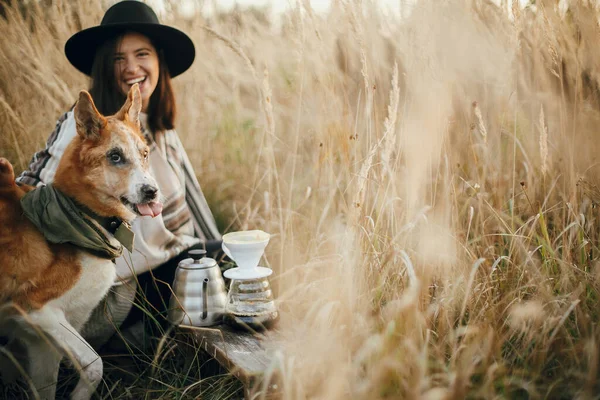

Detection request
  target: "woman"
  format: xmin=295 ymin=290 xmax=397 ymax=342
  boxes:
xmin=17 ymin=0 xmax=221 ymax=349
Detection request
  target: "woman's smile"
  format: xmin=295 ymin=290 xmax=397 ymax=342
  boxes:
xmin=124 ymin=75 xmax=148 ymax=94
xmin=125 ymin=76 xmax=146 ymax=85
xmin=114 ymin=32 xmax=159 ymax=112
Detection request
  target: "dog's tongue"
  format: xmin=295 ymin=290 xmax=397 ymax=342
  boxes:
xmin=136 ymin=201 xmax=163 ymax=217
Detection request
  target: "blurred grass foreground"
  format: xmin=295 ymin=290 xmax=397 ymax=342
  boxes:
xmin=3 ymin=0 xmax=600 ymax=398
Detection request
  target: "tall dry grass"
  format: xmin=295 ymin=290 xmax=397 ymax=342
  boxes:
xmin=3 ymin=0 xmax=600 ymax=398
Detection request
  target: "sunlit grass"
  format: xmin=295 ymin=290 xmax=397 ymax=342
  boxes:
xmin=3 ymin=0 xmax=600 ymax=398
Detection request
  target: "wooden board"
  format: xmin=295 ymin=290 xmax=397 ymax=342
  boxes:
xmin=178 ymin=324 xmax=278 ymax=390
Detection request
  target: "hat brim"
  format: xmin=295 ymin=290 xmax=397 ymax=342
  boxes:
xmin=65 ymin=23 xmax=195 ymax=78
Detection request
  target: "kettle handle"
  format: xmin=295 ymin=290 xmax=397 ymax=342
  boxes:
xmin=202 ymin=278 xmax=209 ymax=320
xmin=190 ymin=249 xmax=207 ymax=262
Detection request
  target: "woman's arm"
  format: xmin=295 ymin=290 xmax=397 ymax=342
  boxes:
xmin=16 ymin=111 xmax=77 ymax=186
xmin=169 ymin=130 xmax=221 ymax=241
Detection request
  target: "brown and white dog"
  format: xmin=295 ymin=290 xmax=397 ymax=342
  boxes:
xmin=0 ymin=84 xmax=161 ymax=400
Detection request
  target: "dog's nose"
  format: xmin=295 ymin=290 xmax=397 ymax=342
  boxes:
xmin=141 ymin=184 xmax=158 ymax=200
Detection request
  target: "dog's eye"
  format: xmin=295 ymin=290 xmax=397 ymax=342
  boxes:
xmin=143 ymin=151 xmax=149 ymax=161
xmin=109 ymin=153 xmax=122 ymax=163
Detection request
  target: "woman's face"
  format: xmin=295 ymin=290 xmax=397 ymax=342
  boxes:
xmin=114 ymin=32 xmax=159 ymax=112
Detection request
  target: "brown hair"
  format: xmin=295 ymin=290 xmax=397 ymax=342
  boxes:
xmin=88 ymin=33 xmax=176 ymax=133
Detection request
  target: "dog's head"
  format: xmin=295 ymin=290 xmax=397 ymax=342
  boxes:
xmin=55 ymin=84 xmax=162 ymax=222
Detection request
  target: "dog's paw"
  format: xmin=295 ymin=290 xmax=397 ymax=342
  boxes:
xmin=0 ymin=158 xmax=16 ymax=188
xmin=0 ymin=158 xmax=15 ymax=183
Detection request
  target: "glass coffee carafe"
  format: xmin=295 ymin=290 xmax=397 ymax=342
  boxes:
xmin=224 ymin=277 xmax=278 ymax=330
xmin=221 ymin=230 xmax=279 ymax=331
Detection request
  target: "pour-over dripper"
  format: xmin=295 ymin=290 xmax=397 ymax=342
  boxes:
xmin=222 ymin=230 xmax=271 ymax=280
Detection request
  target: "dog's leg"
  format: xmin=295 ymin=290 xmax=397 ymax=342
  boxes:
xmin=26 ymin=339 xmax=61 ymax=400
xmin=26 ymin=309 xmax=103 ymax=400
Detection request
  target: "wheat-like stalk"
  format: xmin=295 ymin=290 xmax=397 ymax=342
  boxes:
xmin=346 ymin=1 xmax=372 ymax=118
xmin=381 ymin=62 xmax=400 ymax=179
xmin=472 ymin=101 xmax=488 ymax=143
xmin=539 ymin=105 xmax=549 ymax=177
xmin=201 ymin=25 xmax=260 ymax=90
xmin=539 ymin=2 xmax=562 ymax=79
xmin=511 ymin=0 xmax=520 ymax=24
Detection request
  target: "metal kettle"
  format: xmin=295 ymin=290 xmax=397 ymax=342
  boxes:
xmin=168 ymin=249 xmax=227 ymax=327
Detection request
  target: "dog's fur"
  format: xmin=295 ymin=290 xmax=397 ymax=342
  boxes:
xmin=0 ymin=84 xmax=160 ymax=400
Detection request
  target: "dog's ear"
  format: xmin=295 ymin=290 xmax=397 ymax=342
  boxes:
xmin=74 ymin=91 xmax=106 ymax=140
xmin=117 ymin=83 xmax=141 ymax=127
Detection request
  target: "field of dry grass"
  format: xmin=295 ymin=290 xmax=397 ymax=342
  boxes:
xmin=3 ymin=0 xmax=600 ymax=398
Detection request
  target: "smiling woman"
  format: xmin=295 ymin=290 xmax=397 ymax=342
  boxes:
xmin=87 ymin=31 xmax=174 ymax=134
xmin=113 ymin=33 xmax=160 ymax=112
xmin=15 ymin=0 xmax=222 ymax=353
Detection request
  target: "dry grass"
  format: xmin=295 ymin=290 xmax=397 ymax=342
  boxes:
xmin=3 ymin=0 xmax=600 ymax=398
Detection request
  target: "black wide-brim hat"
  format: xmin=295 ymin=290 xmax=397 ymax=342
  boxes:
xmin=65 ymin=0 xmax=195 ymax=78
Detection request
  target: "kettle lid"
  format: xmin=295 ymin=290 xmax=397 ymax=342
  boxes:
xmin=178 ymin=249 xmax=217 ymax=269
